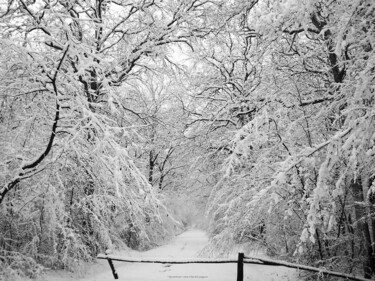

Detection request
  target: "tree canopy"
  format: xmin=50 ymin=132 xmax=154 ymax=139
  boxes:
xmin=1 ymin=0 xmax=374 ymax=279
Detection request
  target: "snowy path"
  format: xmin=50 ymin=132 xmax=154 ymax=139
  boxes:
xmin=39 ymin=229 xmax=298 ymax=281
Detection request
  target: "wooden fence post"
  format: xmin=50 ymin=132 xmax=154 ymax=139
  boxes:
xmin=106 ymin=253 xmax=119 ymax=279
xmin=237 ymin=252 xmax=244 ymax=281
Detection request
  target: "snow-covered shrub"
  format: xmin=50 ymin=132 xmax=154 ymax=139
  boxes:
xmin=0 ymin=250 xmax=44 ymax=279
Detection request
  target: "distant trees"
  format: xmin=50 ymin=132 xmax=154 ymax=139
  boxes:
xmin=118 ymin=71 xmax=191 ymax=191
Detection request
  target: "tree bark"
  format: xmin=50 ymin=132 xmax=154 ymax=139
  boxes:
xmin=148 ymin=150 xmax=158 ymax=185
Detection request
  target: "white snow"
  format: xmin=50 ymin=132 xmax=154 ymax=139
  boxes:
xmin=34 ymin=229 xmax=298 ymax=281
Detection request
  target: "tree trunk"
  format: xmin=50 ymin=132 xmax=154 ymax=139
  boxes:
xmin=148 ymin=150 xmax=157 ymax=185
xmin=158 ymin=174 xmax=164 ymax=190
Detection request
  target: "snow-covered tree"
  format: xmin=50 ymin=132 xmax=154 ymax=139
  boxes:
xmin=0 ymin=0 xmax=228 ymax=274
xmin=187 ymin=0 xmax=375 ymax=278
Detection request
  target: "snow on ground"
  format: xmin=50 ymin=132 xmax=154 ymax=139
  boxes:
xmin=35 ymin=229 xmax=298 ymax=281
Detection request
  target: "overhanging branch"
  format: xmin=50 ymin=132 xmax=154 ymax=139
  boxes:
xmin=0 ymin=45 xmax=70 ymax=204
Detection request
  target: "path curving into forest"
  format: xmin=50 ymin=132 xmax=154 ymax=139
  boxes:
xmin=38 ymin=229 xmax=298 ymax=281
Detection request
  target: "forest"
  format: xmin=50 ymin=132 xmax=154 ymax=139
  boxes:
xmin=0 ymin=0 xmax=374 ymax=280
